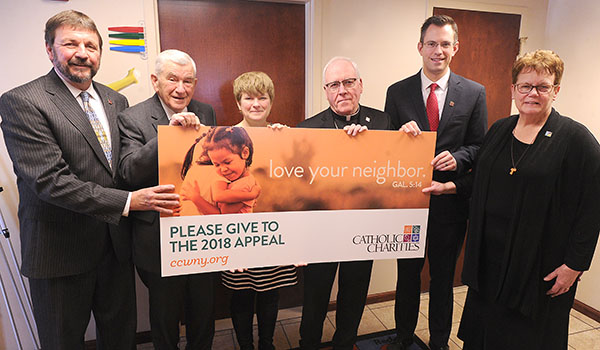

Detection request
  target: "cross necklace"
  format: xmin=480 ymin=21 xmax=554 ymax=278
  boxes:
xmin=510 ymin=132 xmax=532 ymax=175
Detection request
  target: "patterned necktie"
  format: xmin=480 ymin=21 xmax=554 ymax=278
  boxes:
xmin=80 ymin=91 xmax=112 ymax=167
xmin=426 ymin=83 xmax=439 ymax=131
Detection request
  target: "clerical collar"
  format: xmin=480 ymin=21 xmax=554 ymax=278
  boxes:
xmin=332 ymin=107 xmax=360 ymax=129
xmin=332 ymin=106 xmax=360 ymax=122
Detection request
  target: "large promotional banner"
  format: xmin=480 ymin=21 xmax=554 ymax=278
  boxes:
xmin=158 ymin=126 xmax=436 ymax=276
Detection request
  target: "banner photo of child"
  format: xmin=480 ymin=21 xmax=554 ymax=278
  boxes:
xmin=179 ymin=127 xmax=260 ymax=215
xmin=160 ymin=126 xmax=435 ymax=215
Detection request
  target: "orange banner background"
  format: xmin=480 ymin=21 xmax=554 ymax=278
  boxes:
xmin=158 ymin=126 xmax=436 ymax=216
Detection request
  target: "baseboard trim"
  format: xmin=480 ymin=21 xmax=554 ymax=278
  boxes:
xmin=329 ymin=291 xmax=600 ymax=324
xmin=85 ymin=292 xmax=599 ymax=348
xmin=573 ymin=299 xmax=600 ymax=323
xmin=328 ymin=290 xmax=396 ymax=311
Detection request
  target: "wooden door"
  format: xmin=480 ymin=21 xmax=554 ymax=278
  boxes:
xmin=157 ymin=0 xmax=306 ymax=318
xmin=157 ymin=0 xmax=305 ymax=127
xmin=434 ymin=7 xmax=521 ymax=127
xmin=420 ymin=8 xmax=521 ymax=291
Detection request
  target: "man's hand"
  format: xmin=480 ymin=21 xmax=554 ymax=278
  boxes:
xmin=169 ymin=112 xmax=201 ymax=130
xmin=400 ymin=121 xmax=422 ymax=136
xmin=431 ymin=150 xmax=457 ymax=171
xmin=343 ymin=123 xmax=368 ymax=136
xmin=130 ymin=184 xmax=180 ymax=215
xmin=544 ymin=264 xmax=581 ymax=298
xmin=422 ymin=181 xmax=456 ymax=195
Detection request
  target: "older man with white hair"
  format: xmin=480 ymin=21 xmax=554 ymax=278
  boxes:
xmin=118 ymin=49 xmax=217 ymax=350
xmin=297 ymin=56 xmax=392 ymax=350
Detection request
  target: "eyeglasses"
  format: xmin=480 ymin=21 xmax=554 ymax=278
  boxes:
xmin=515 ymin=83 xmax=558 ymax=95
xmin=422 ymin=41 xmax=455 ymax=49
xmin=324 ymin=78 xmax=358 ymax=92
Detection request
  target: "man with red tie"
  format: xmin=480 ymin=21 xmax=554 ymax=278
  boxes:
xmin=384 ymin=15 xmax=488 ymax=350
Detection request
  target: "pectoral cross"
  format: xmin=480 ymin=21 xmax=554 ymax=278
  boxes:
xmin=509 ymin=167 xmax=517 ymax=175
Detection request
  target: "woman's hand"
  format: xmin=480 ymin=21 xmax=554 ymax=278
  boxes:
xmin=422 ymin=181 xmax=456 ymax=195
xmin=431 ymin=150 xmax=457 ymax=171
xmin=544 ymin=264 xmax=582 ymax=298
xmin=229 ymin=268 xmax=248 ymax=273
xmin=180 ymin=180 xmax=198 ymax=202
xmin=267 ymin=123 xmax=289 ymax=130
xmin=181 ymin=180 xmax=220 ymax=215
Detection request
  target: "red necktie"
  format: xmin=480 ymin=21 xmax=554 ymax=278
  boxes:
xmin=426 ymin=83 xmax=439 ymax=131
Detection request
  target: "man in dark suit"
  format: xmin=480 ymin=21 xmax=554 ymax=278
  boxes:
xmin=0 ymin=10 xmax=180 ymax=350
xmin=298 ymin=57 xmax=392 ymax=350
xmin=384 ymin=15 xmax=487 ymax=350
xmin=118 ymin=49 xmax=217 ymax=350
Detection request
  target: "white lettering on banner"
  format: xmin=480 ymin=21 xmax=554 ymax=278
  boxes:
xmin=268 ymin=159 xmax=426 ymax=185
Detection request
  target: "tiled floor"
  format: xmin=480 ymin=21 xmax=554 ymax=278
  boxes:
xmin=137 ymin=285 xmax=600 ymax=349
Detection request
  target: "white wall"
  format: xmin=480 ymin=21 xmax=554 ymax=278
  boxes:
xmin=0 ymin=0 xmax=160 ymax=347
xmin=0 ymin=0 xmax=599 ymax=346
xmin=544 ymin=0 xmax=600 ymax=311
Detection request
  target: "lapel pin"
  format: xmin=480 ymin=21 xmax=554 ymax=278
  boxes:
xmin=366 ymin=116 xmax=371 ymax=122
xmin=545 ymin=131 xmax=552 ymax=137
xmin=449 ymin=101 xmax=455 ymax=107
xmin=108 ymin=98 xmax=113 ymax=105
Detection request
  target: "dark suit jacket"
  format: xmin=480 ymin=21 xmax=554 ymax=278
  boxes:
xmin=385 ymin=71 xmax=487 ymax=222
xmin=118 ymin=93 xmax=216 ymax=273
xmin=0 ymin=69 xmax=130 ymax=278
xmin=297 ymin=105 xmax=392 ymax=131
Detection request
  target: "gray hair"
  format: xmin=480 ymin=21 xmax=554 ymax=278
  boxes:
xmin=322 ymin=56 xmax=361 ymax=84
xmin=155 ymin=49 xmax=197 ymax=76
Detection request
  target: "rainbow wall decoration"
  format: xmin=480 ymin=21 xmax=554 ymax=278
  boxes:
xmin=108 ymin=25 xmax=147 ymax=57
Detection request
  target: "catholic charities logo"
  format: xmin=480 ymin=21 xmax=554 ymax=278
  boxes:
xmin=352 ymin=225 xmax=421 ymax=253
xmin=403 ymin=225 xmax=420 ymax=243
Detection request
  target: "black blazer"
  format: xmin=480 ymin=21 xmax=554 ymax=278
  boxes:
xmin=118 ymin=93 xmax=216 ymax=273
xmin=298 ymin=105 xmax=392 ymax=131
xmin=385 ymin=71 xmax=487 ymax=221
xmin=0 ymin=69 xmax=130 ymax=278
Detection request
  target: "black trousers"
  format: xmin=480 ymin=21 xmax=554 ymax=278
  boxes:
xmin=299 ymin=260 xmax=373 ymax=350
xmin=230 ymin=288 xmax=279 ymax=350
xmin=137 ymin=267 xmax=216 ymax=350
xmin=395 ymin=219 xmax=466 ymax=346
xmin=29 ymin=248 xmax=136 ymax=350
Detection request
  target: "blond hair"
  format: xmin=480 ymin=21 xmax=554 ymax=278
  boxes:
xmin=233 ymin=71 xmax=274 ymax=102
